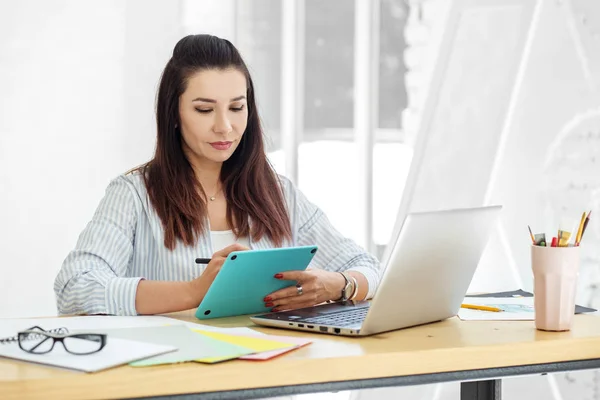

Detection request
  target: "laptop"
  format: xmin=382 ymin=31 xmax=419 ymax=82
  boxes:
xmin=250 ymin=205 xmax=502 ymax=336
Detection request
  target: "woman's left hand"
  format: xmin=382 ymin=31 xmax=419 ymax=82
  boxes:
xmin=263 ymin=269 xmax=346 ymax=311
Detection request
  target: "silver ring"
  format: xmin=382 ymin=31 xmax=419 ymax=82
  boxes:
xmin=296 ymin=284 xmax=303 ymax=296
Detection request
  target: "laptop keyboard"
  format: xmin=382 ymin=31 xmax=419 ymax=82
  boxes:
xmin=297 ymin=307 xmax=369 ymax=327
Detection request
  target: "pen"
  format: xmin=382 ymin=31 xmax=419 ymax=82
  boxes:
xmin=461 ymin=303 xmax=502 ymax=312
xmin=195 ymin=258 xmax=211 ymax=264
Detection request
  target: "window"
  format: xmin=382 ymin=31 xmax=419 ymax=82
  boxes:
xmin=191 ymin=0 xmax=412 ymax=256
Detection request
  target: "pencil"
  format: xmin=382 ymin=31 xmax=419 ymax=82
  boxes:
xmin=580 ymin=210 xmax=592 ymax=242
xmin=527 ymin=225 xmax=535 ymax=244
xmin=575 ymin=211 xmax=587 ymax=246
xmin=461 ymin=303 xmax=502 ymax=312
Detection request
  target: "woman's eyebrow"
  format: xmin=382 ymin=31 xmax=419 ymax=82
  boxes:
xmin=192 ymin=97 xmax=216 ymax=103
xmin=192 ymin=95 xmax=246 ymax=103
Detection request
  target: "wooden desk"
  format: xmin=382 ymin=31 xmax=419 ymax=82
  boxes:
xmin=1 ymin=311 xmax=600 ymax=400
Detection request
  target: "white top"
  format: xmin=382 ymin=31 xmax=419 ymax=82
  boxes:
xmin=210 ymin=230 xmax=251 ymax=252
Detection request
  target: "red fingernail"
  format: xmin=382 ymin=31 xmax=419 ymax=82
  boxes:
xmin=271 ymin=307 xmax=279 ymax=312
xmin=264 ymin=296 xmax=272 ymax=302
xmin=274 ymin=274 xmax=283 ymax=279
xmin=265 ymin=302 xmax=273 ymax=307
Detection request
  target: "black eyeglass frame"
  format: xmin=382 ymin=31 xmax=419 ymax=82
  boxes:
xmin=17 ymin=326 xmax=107 ymax=355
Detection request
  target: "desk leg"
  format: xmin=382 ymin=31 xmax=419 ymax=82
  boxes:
xmin=461 ymin=379 xmax=501 ymax=400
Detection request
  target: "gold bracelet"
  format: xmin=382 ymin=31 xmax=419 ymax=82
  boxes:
xmin=349 ymin=276 xmax=359 ymax=300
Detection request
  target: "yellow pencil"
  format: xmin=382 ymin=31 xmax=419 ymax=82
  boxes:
xmin=461 ymin=303 xmax=502 ymax=312
xmin=575 ymin=211 xmax=587 ymax=245
xmin=527 ymin=225 xmax=535 ymax=244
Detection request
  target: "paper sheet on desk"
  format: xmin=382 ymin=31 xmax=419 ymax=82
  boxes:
xmin=194 ymin=330 xmax=312 ymax=361
xmin=466 ymin=289 xmax=597 ymax=314
xmin=175 ymin=320 xmax=262 ymax=336
xmin=0 ymin=316 xmax=266 ymax=369
xmin=190 ymin=330 xmax=303 ymax=363
xmin=458 ymin=297 xmax=535 ymax=320
xmin=0 ymin=316 xmax=259 ymax=338
xmin=0 ymin=337 xmax=175 ymax=373
xmin=84 ymin=325 xmax=254 ymax=367
xmin=237 ymin=333 xmax=312 ymax=360
xmin=0 ymin=315 xmax=189 ymax=338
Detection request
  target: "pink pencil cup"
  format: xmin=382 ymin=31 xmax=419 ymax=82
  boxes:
xmin=531 ymin=245 xmax=580 ymax=331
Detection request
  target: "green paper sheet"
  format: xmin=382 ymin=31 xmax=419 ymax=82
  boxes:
xmin=85 ymin=325 xmax=254 ymax=366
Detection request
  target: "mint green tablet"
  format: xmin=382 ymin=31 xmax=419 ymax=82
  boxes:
xmin=195 ymin=245 xmax=318 ymax=320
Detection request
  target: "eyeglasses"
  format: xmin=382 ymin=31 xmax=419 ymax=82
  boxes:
xmin=0 ymin=326 xmax=107 ymax=355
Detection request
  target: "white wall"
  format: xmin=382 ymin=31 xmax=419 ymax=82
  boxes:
xmin=404 ymin=0 xmax=600 ymax=301
xmin=488 ymin=0 xmax=600 ymax=307
xmin=0 ymin=0 xmax=181 ymax=317
xmin=378 ymin=1 xmax=600 ymax=400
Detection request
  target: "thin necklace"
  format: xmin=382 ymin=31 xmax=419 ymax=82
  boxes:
xmin=206 ymin=182 xmax=221 ymax=201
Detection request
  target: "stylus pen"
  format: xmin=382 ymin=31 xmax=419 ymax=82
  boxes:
xmin=195 ymin=258 xmax=211 ymax=264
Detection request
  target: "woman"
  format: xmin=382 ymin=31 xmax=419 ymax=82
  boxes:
xmin=54 ymin=34 xmax=381 ymax=316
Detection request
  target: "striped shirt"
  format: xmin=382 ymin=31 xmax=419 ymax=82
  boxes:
xmin=54 ymin=171 xmax=382 ymax=316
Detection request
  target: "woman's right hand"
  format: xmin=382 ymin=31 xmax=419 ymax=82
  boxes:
xmin=188 ymin=243 xmax=249 ymax=307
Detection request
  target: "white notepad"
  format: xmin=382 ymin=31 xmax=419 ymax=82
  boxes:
xmin=0 ymin=336 xmax=176 ymax=373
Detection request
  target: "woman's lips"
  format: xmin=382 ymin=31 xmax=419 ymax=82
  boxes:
xmin=209 ymin=141 xmax=233 ymax=150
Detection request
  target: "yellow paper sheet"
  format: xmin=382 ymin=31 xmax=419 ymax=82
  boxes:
xmin=191 ymin=329 xmax=297 ymax=363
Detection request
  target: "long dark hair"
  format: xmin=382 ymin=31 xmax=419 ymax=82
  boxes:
xmin=141 ymin=34 xmax=291 ymax=250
